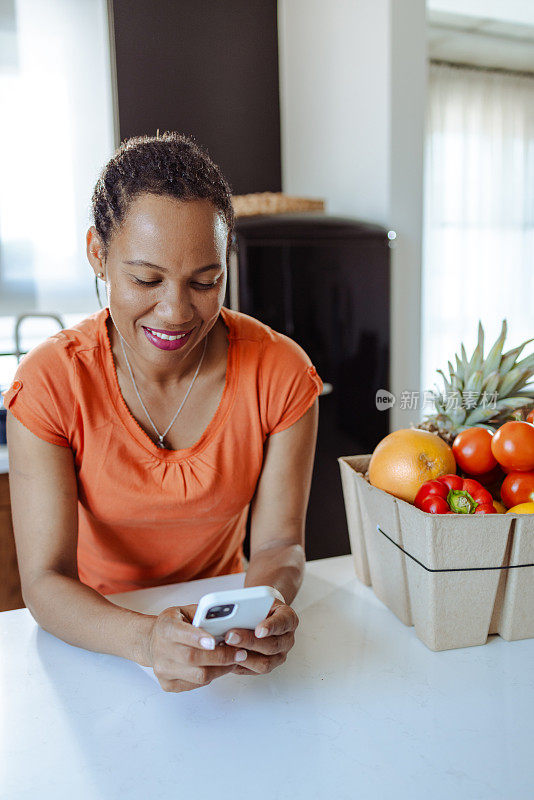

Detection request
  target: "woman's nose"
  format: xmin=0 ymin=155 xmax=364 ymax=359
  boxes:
xmin=157 ymin=286 xmax=195 ymax=322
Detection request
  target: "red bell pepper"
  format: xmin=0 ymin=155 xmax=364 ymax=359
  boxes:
xmin=414 ymin=474 xmax=496 ymax=514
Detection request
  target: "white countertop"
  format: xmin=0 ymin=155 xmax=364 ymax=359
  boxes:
xmin=1 ymin=554 xmax=533 ymax=800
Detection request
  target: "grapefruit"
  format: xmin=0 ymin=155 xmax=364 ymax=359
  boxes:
xmin=368 ymin=428 xmax=456 ymax=504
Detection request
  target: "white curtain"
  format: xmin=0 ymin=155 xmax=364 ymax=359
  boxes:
xmin=421 ymin=62 xmax=534 ymax=402
xmin=0 ymin=0 xmax=116 ymax=317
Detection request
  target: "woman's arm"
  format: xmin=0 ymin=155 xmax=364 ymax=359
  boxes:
xmin=224 ymin=399 xmax=319 ymax=676
xmin=7 ymin=411 xmax=155 ymax=667
xmin=244 ymin=397 xmax=319 ymax=602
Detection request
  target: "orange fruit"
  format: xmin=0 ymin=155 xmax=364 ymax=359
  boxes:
xmin=505 ymin=502 xmax=534 ymax=514
xmin=368 ymin=428 xmax=456 ymax=504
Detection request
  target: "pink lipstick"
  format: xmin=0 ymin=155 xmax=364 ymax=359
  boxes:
xmin=142 ymin=326 xmax=194 ymax=351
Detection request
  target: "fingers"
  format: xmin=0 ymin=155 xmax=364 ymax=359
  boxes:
xmin=154 ymin=639 xmax=247 ymax=678
xmin=223 ymin=604 xmax=299 ymax=652
xmin=176 ymin=603 xmax=200 ymax=625
xmin=256 ymin=603 xmax=299 ymax=639
xmin=159 ymin=663 xmax=237 ymax=693
xmin=154 ymin=603 xmax=297 ymax=690
xmin=223 ymin=605 xmax=298 ymax=677
xmin=154 ymin=648 xmax=246 ymax=681
xmin=165 ymin=606 xmax=228 ymax=652
xmin=159 ymin=651 xmax=288 ymax=689
xmin=226 ymin=629 xmax=295 ymax=655
xmin=232 ymin=666 xmax=258 ymax=676
xmin=232 ymin=651 xmax=288 ymax=676
xmin=152 ymin=606 xmax=250 ymax=689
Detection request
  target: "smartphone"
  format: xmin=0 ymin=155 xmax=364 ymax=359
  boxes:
xmin=192 ymin=585 xmax=278 ymax=645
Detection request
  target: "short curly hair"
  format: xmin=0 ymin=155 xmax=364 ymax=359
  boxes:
xmin=91 ymin=131 xmax=235 ymax=261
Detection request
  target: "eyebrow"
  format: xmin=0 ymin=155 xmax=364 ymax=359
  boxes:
xmin=123 ymin=260 xmax=221 ymax=274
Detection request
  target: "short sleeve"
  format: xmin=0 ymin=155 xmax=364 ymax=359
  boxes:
xmin=260 ymin=332 xmax=324 ymax=436
xmin=1 ymin=338 xmax=74 ymax=447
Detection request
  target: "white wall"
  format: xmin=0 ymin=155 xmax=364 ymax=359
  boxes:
xmin=278 ymin=0 xmax=427 ymax=432
xmin=278 ymin=0 xmax=390 ymax=222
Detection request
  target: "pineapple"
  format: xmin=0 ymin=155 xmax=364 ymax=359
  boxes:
xmin=417 ymin=320 xmax=534 ymax=446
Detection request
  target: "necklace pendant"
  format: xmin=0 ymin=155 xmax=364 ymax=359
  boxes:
xmin=157 ymin=438 xmax=166 ymax=449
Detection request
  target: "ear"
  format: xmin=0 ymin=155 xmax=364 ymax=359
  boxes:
xmin=86 ymin=226 xmax=106 ymax=276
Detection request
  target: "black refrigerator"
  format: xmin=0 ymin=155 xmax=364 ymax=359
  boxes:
xmin=224 ymin=213 xmax=391 ymax=562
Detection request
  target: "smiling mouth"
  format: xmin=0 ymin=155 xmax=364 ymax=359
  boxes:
xmin=142 ymin=326 xmax=194 ymax=341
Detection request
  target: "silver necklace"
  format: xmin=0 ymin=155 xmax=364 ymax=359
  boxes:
xmin=118 ymin=328 xmax=208 ymax=449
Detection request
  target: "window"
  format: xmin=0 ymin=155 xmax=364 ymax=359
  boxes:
xmin=421 ymin=62 xmax=534 ymax=400
xmin=0 ymin=0 xmax=116 ymax=389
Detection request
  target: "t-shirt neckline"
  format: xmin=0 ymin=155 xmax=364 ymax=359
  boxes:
xmin=98 ymin=305 xmax=238 ymax=461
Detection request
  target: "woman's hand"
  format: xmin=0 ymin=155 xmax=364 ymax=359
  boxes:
xmin=225 ymin=598 xmax=299 ymax=676
xmin=147 ymin=604 xmax=248 ymax=693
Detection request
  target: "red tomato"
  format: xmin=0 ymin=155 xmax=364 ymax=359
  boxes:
xmin=491 ymin=421 xmax=534 ymax=471
xmin=470 ymin=463 xmax=506 ymax=486
xmin=500 ymin=471 xmax=534 ymax=508
xmin=452 ymin=428 xmax=497 ymax=475
xmin=527 ymin=409 xmax=534 ymax=425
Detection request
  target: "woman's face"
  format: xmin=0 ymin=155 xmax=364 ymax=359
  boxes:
xmin=88 ymin=193 xmax=229 ymax=382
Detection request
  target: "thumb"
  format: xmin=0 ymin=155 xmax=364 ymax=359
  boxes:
xmin=167 ymin=605 xmax=217 ymax=649
xmin=174 ymin=603 xmax=198 ymax=624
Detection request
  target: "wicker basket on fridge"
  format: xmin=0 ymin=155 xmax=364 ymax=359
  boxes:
xmin=231 ymin=192 xmax=325 ymax=218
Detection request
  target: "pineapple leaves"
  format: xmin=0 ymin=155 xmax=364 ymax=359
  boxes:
xmin=514 ymin=352 xmax=534 ymax=374
xmin=497 ymin=367 xmax=530 ymax=399
xmin=455 ymin=353 xmax=464 ymax=384
xmin=424 ymin=318 xmax=534 ymax=438
xmin=468 ymin=338 xmax=483 ymax=374
xmin=481 ymin=370 xmax=500 ymax=395
xmin=466 ymin=320 xmax=485 ymax=374
xmin=494 ymin=396 xmax=533 ymax=411
xmin=437 ymin=369 xmax=451 ymax=395
xmin=463 ymin=369 xmax=483 ymax=403
xmin=500 ymin=339 xmax=534 ymax=374
xmin=460 ymin=343 xmax=469 ymax=376
xmin=482 ymin=319 xmax=507 ymax=380
xmin=464 ymin=406 xmax=498 ymax=426
xmin=477 ymin=320 xmax=484 ymax=357
xmin=449 ymin=406 xmax=467 ymax=427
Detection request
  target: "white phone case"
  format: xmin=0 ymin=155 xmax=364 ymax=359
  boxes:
xmin=192 ymin=585 xmax=277 ymax=644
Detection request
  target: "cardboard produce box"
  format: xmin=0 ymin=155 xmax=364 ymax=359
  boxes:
xmin=338 ymin=454 xmax=534 ymax=652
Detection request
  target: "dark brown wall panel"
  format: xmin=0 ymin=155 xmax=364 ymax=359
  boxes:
xmin=111 ymin=0 xmax=282 ymax=194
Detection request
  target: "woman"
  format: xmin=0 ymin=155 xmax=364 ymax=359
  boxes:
xmin=4 ymin=132 xmax=323 ymax=694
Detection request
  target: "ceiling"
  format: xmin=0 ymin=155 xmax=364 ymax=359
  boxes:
xmin=427 ymin=8 xmax=534 ymax=72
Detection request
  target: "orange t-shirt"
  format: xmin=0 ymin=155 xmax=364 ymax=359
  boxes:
xmin=2 ymin=306 xmax=323 ymax=595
